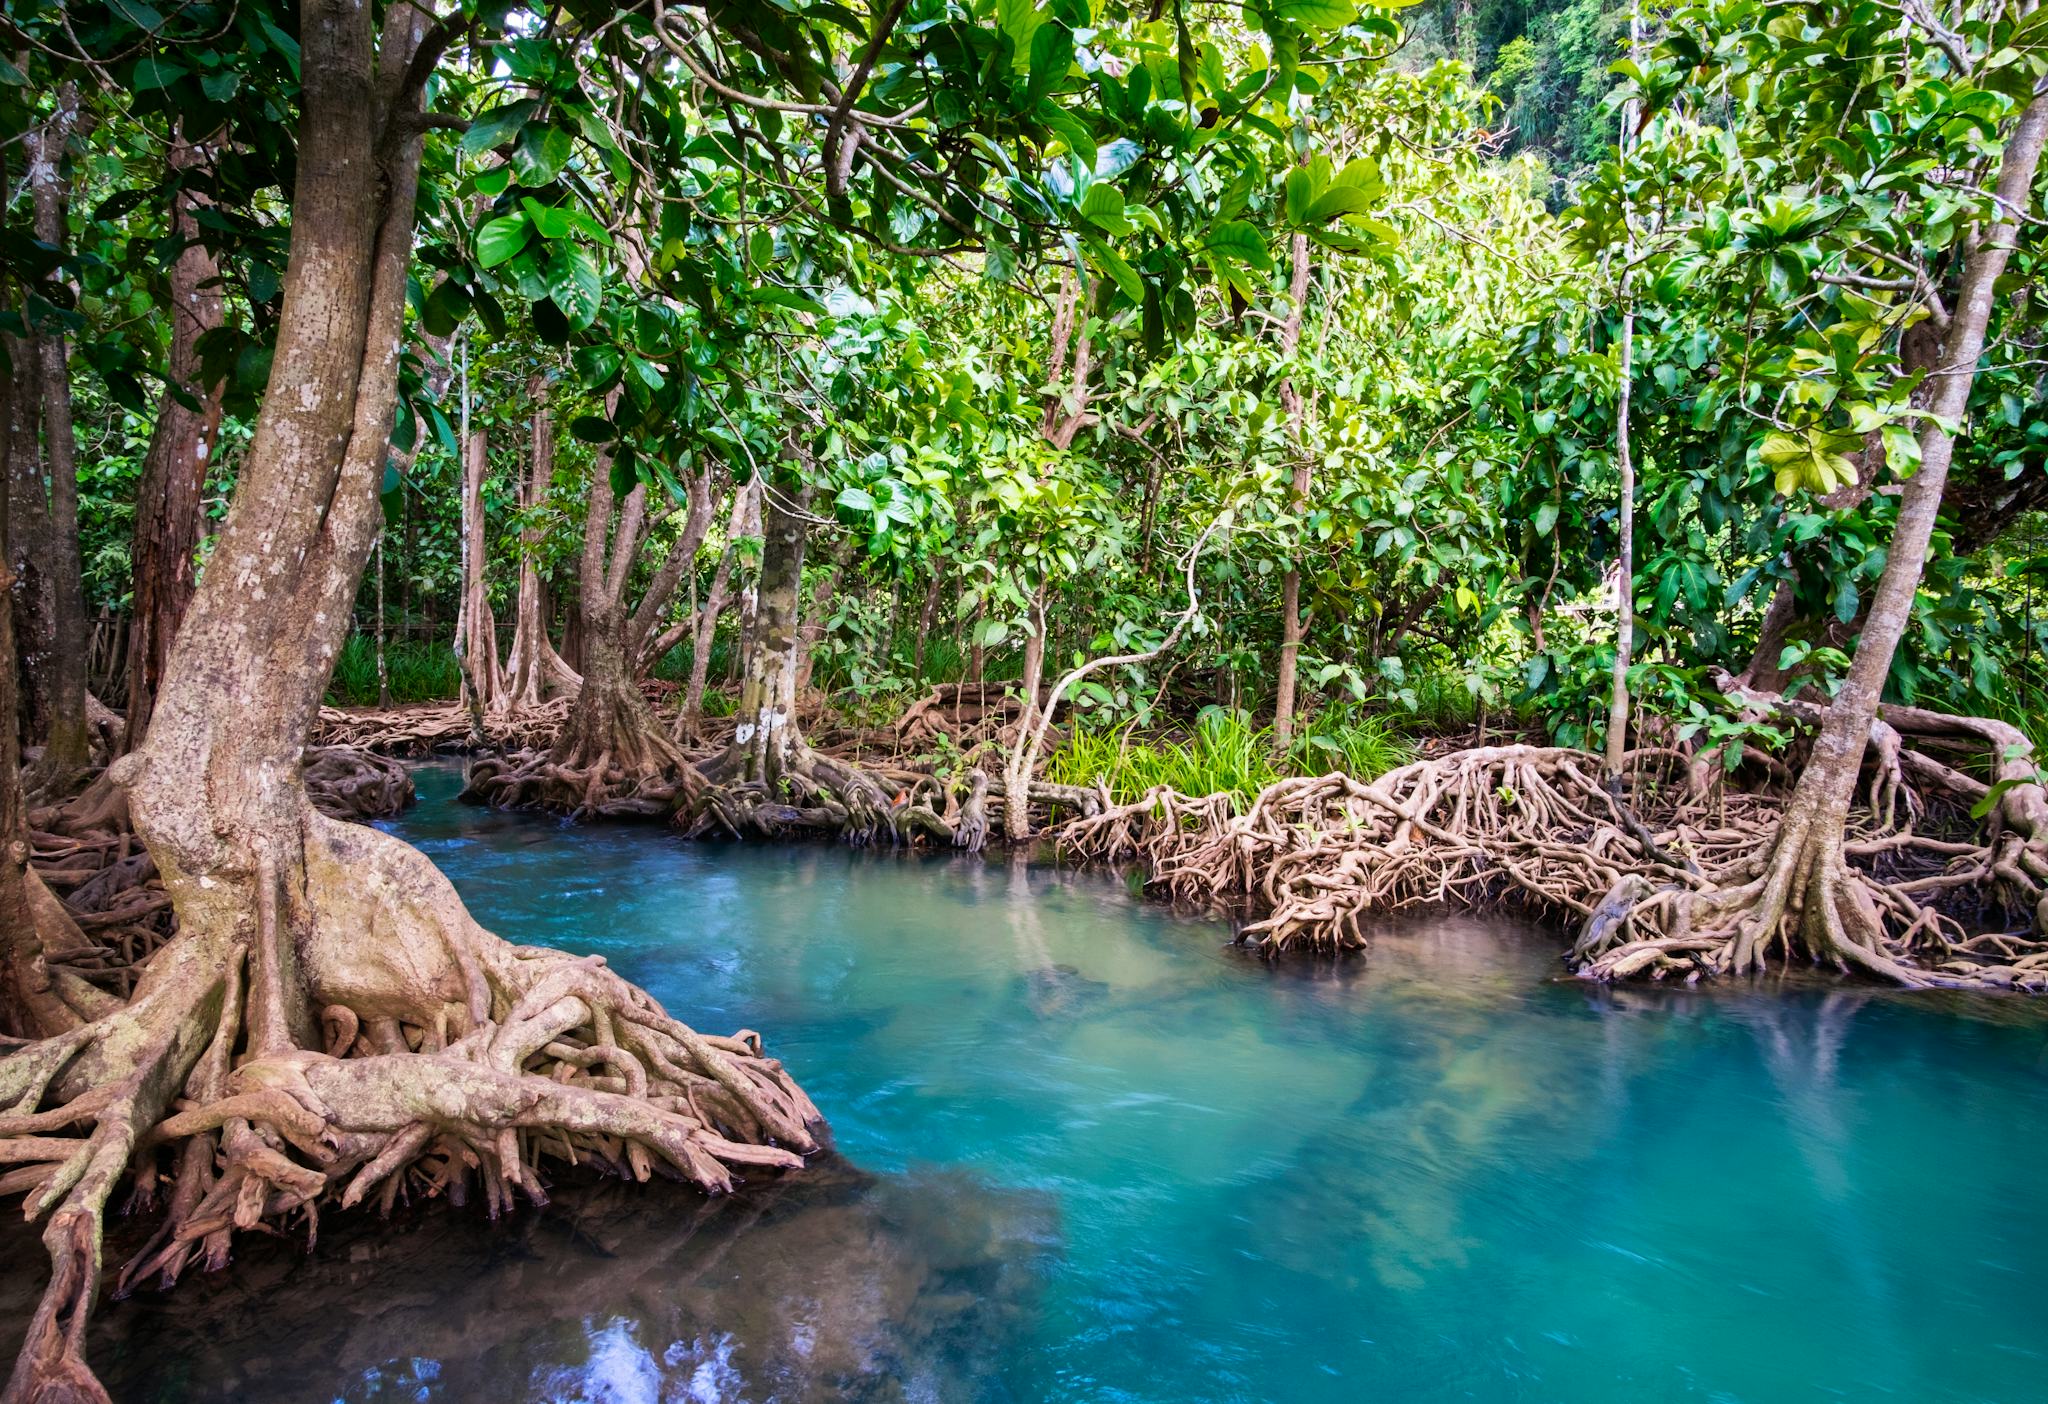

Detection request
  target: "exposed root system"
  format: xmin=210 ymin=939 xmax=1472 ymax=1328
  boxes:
xmin=314 ymin=700 xmax=568 ymax=757
xmin=1062 ymin=745 xmax=1695 ymax=951
xmin=303 ymin=746 xmax=415 ymax=823
xmin=1 ymin=807 xmax=821 ymax=1400
xmin=1061 ymin=737 xmax=2048 ymax=991
xmin=891 ymin=683 xmax=1029 ymax=753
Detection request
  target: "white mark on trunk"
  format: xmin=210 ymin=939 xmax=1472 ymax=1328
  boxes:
xmin=735 ymin=722 xmax=756 ymax=743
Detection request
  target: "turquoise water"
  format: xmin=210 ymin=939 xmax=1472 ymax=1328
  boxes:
xmin=9 ymin=765 xmax=2048 ymax=1401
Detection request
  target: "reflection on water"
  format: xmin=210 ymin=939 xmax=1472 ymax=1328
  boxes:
xmin=5 ymin=764 xmax=2047 ymax=1403
xmin=1 ymin=1158 xmax=1051 ymax=1402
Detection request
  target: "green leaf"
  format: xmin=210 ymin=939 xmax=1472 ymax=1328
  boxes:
xmin=511 ymin=124 xmax=574 ymax=186
xmin=1284 ymin=167 xmax=1317 ymax=225
xmin=422 ymin=279 xmax=472 ymax=337
xmin=1332 ymin=156 xmax=1384 ymax=195
xmin=999 ymin=0 xmax=1046 ymax=67
xmin=1028 ymin=23 xmax=1075 ymax=103
xmin=461 ymin=100 xmax=537 ymax=158
xmin=546 ymin=243 xmax=602 ymax=329
xmin=1084 ymin=237 xmax=1145 ymax=302
xmin=1272 ymin=0 xmax=1357 ymax=26
xmin=1760 ymin=427 xmax=1861 ymax=496
xmin=609 ymin=448 xmax=638 ymax=500
xmin=1079 ymin=184 xmax=1129 ymax=233
xmin=476 ymin=213 xmax=533 ymax=268
xmin=1206 ymin=219 xmax=1274 ymax=273
xmin=837 ymin=485 xmax=877 ymax=514
xmin=520 ymin=198 xmax=576 ymax=240
xmin=574 ymin=344 xmax=622 ymax=389
xmin=1304 ymin=185 xmax=1378 ymax=223
xmin=133 ymin=57 xmax=187 ymax=90
xmin=1037 ymin=105 xmax=1098 ymax=169
xmin=570 ymin=415 xmax=615 ymax=444
xmin=752 ymin=286 xmax=829 ymax=316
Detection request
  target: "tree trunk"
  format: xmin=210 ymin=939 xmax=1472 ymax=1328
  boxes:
xmin=468 ymin=451 xmax=709 ymax=815
xmin=721 ymin=483 xmax=811 ymax=787
xmin=374 ymin=534 xmax=391 ymax=708
xmin=124 ymin=127 xmax=227 ymax=750
xmin=1603 ymin=2 xmax=1642 ymax=782
xmin=499 ymin=382 xmax=578 ymax=710
xmin=454 ymin=352 xmax=504 ymax=715
xmin=626 ymin=463 xmax=718 ymax=675
xmin=1586 ymin=90 xmax=2048 ymax=984
xmin=912 ymin=558 xmax=944 ymax=678
xmin=1001 ymin=584 xmax=1050 ymax=840
xmin=679 ymin=477 xmax=754 ymax=732
xmin=24 ymin=87 xmax=92 ymax=791
xmin=3 ymin=340 xmax=54 ymax=751
xmin=1604 ymin=300 xmax=1635 ymax=778
xmin=793 ymin=535 xmax=848 ymax=696
xmin=0 ymin=363 xmax=103 ymax=1042
xmin=1271 ymin=229 xmax=1313 ymax=753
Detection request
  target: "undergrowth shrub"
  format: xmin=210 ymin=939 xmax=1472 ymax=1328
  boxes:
xmin=1048 ymin=704 xmax=1419 ymax=805
xmin=326 ymin=635 xmax=462 ymax=706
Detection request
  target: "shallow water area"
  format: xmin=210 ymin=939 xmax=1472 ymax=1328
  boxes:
xmin=7 ymin=762 xmax=2048 ymax=1402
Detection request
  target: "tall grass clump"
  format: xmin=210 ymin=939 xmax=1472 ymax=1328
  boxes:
xmin=1046 ymin=709 xmax=1282 ymax=807
xmin=1287 ymin=702 xmax=1417 ymax=781
xmin=326 ymin=635 xmax=463 ymax=706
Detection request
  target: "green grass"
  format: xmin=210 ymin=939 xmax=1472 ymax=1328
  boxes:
xmin=1046 ymin=710 xmax=1282 ymax=806
xmin=1048 ymin=704 xmax=1419 ymax=805
xmin=327 ymin=635 xmax=463 ymax=706
xmin=1287 ymin=702 xmax=1418 ymax=781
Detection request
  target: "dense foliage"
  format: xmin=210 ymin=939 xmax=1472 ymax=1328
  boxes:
xmin=13 ymin=0 xmax=2047 ymax=775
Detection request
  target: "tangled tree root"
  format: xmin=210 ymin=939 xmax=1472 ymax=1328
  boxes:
xmin=303 ymin=746 xmax=415 ymax=823
xmin=1 ymin=810 xmax=821 ymax=1400
xmin=462 ymin=747 xmax=700 ymax=821
xmin=681 ymin=752 xmax=1100 ymax=854
xmin=1060 ymin=738 xmax=2048 ymax=990
xmin=28 ymin=780 xmax=176 ymax=994
xmin=314 ymin=699 xmax=569 ymax=757
xmin=1062 ymin=746 xmax=1697 ymax=954
xmin=891 ymin=683 xmax=1029 ymax=753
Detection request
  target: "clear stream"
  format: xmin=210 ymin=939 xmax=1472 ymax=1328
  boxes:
xmin=6 ymin=764 xmax=2048 ymax=1402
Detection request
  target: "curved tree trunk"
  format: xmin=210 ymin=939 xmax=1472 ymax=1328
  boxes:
xmin=124 ymin=128 xmax=227 ymax=752
xmin=3 ymin=12 xmax=817 ymax=1398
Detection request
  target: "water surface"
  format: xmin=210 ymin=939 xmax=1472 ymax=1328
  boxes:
xmin=7 ymin=765 xmax=2047 ymax=1402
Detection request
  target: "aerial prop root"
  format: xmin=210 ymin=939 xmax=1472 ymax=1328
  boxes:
xmin=1 ymin=815 xmax=822 ymax=1403
xmin=681 ymin=750 xmax=935 ymax=846
xmin=1060 ymin=745 xmax=1719 ymax=955
xmin=1568 ymin=805 xmax=2048 ymax=990
xmin=680 ymin=748 xmax=1099 ymax=851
